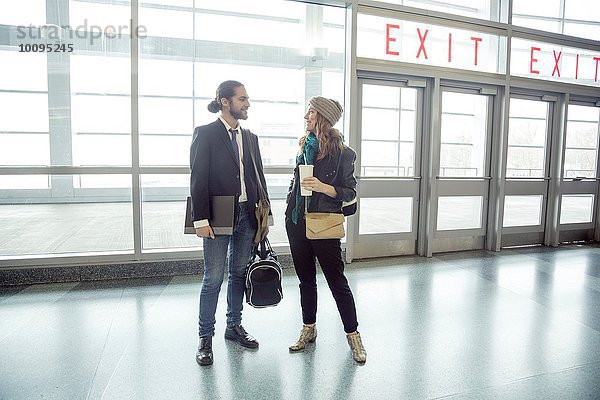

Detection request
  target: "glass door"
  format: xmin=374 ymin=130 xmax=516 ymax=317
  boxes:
xmin=432 ymin=87 xmax=495 ymax=253
xmin=558 ymin=102 xmax=600 ymax=243
xmin=501 ymin=96 xmax=554 ymax=247
xmin=350 ymin=79 xmax=424 ymax=258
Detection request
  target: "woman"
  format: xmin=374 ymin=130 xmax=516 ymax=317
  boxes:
xmin=285 ymin=96 xmax=366 ymax=363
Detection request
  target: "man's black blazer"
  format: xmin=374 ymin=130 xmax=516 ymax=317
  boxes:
xmin=189 ymin=119 xmax=268 ymax=229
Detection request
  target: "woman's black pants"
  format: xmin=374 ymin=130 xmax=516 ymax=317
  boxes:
xmin=285 ymin=217 xmax=358 ymax=333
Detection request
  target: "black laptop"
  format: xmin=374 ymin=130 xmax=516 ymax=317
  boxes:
xmin=184 ymin=195 xmax=235 ymax=235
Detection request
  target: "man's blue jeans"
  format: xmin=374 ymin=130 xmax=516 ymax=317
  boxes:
xmin=198 ymin=203 xmax=256 ymax=338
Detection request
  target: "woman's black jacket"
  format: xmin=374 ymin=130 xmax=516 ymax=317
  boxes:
xmin=285 ymin=145 xmax=357 ymax=218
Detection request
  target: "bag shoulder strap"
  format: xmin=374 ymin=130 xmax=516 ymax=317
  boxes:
xmin=304 ymin=148 xmax=346 ymax=217
xmin=333 ymin=147 xmax=343 ymax=182
xmin=243 ymin=128 xmax=268 ymax=200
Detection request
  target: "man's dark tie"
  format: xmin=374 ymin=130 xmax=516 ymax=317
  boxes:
xmin=229 ymin=128 xmax=240 ymax=165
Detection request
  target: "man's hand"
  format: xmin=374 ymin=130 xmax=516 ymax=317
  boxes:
xmin=196 ymin=225 xmax=215 ymax=239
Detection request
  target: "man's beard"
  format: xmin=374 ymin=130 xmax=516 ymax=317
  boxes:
xmin=230 ymin=108 xmax=248 ymax=120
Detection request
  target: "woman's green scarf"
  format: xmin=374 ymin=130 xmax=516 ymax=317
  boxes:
xmin=291 ymin=132 xmax=319 ymax=224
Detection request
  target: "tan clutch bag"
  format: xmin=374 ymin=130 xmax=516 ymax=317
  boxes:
xmin=305 ymin=209 xmax=345 ymax=240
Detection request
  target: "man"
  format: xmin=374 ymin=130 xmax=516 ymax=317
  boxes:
xmin=190 ymin=80 xmax=268 ymax=366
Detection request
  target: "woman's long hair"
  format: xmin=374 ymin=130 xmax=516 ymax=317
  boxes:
xmin=298 ymin=112 xmax=344 ymax=160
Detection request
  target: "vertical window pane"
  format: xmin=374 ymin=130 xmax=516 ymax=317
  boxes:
xmin=361 ymin=85 xmax=417 ymax=177
xmin=71 ymin=56 xmax=130 ymax=95
xmin=141 ymin=7 xmax=193 ymax=39
xmin=503 ymin=195 xmax=543 ymax=227
xmin=506 ymin=99 xmax=548 ymax=178
xmin=0 ymin=0 xmax=46 ymax=26
xmin=69 ymin=0 xmax=131 ymax=168
xmin=141 ymin=174 xmax=198 ymax=250
xmin=70 ymin=1 xmax=130 ymax=29
xmin=564 ymin=0 xmax=600 ymax=21
xmin=563 ymin=105 xmax=600 ymax=178
xmin=437 ymin=196 xmax=483 ymax=230
xmin=0 ymin=135 xmax=50 ymax=166
xmin=440 ymin=92 xmax=488 ymax=177
xmin=359 ymin=198 xmax=413 ymax=234
xmin=0 ymin=51 xmax=48 ymax=91
xmin=560 ymin=194 xmax=594 ymax=224
xmin=71 ymin=96 xmax=132 ymax=166
xmin=0 ymin=93 xmax=49 ymax=132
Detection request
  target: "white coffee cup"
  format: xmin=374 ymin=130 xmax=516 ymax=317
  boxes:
xmin=299 ymin=164 xmax=314 ymax=196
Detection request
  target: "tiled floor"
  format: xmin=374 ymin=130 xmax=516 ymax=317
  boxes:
xmin=1 ymin=245 xmax=600 ymax=399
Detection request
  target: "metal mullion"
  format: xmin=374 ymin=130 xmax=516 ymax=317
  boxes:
xmin=0 ymin=89 xmax=48 ymax=95
xmin=487 ymin=85 xmax=504 ymax=250
xmin=424 ymin=77 xmax=442 ymax=257
xmin=545 ymin=94 xmax=568 ymax=246
xmin=414 ymin=84 xmax=426 ymax=249
xmin=544 ymin=100 xmax=554 ymax=182
xmin=344 ymin=2 xmax=358 ymax=263
xmin=397 ymin=86 xmax=402 ymax=176
xmin=131 ymin=0 xmax=142 ymax=259
xmin=0 ymin=167 xmax=132 ymax=175
xmin=595 ymin=107 xmax=600 ymax=241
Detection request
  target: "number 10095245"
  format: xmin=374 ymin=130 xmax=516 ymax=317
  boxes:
xmin=19 ymin=44 xmax=74 ymax=53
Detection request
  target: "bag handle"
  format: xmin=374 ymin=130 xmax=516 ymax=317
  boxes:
xmin=257 ymin=237 xmax=273 ymax=259
xmin=243 ymin=128 xmax=268 ymax=201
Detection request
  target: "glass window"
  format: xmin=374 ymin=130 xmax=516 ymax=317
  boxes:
xmin=1 ymin=0 xmax=345 ymax=260
xmin=0 ymin=0 xmax=46 ymax=26
xmin=139 ymin=59 xmax=192 ymax=97
xmin=513 ymin=0 xmax=561 ymax=19
xmin=69 ymin=5 xmax=132 ymax=167
xmin=372 ymin=0 xmax=504 ymax=22
xmin=0 ymin=175 xmax=134 ymax=258
xmin=360 ymin=85 xmax=418 ymax=177
xmin=506 ymin=99 xmax=549 ymax=178
xmin=0 ymin=93 xmax=49 ymax=133
xmin=503 ymin=195 xmax=543 ymax=227
xmin=70 ymin=1 xmax=130 ymax=31
xmin=194 ymin=4 xmax=305 ymax=48
xmin=0 ymin=175 xmax=49 ymax=190
xmin=142 ymin=0 xmax=192 ymax=6
xmin=513 ymin=0 xmax=600 ymax=41
xmin=0 ymin=51 xmax=48 ymax=91
xmin=563 ymin=105 xmax=600 ymax=178
xmin=141 ymin=7 xmax=193 ymax=39
xmin=440 ymin=92 xmax=488 ymax=177
xmin=141 ymin=174 xmax=199 ymax=250
xmin=71 ymin=56 xmax=130 ymax=95
xmin=0 ymin=134 xmax=50 ymax=166
xmin=564 ymin=0 xmax=600 ymax=20
xmin=437 ymin=196 xmax=483 ymax=230
xmin=560 ymin=194 xmax=594 ymax=224
xmin=359 ymin=198 xmax=413 ymax=234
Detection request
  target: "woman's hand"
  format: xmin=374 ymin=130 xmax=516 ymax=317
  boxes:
xmin=301 ymin=177 xmax=337 ymax=198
